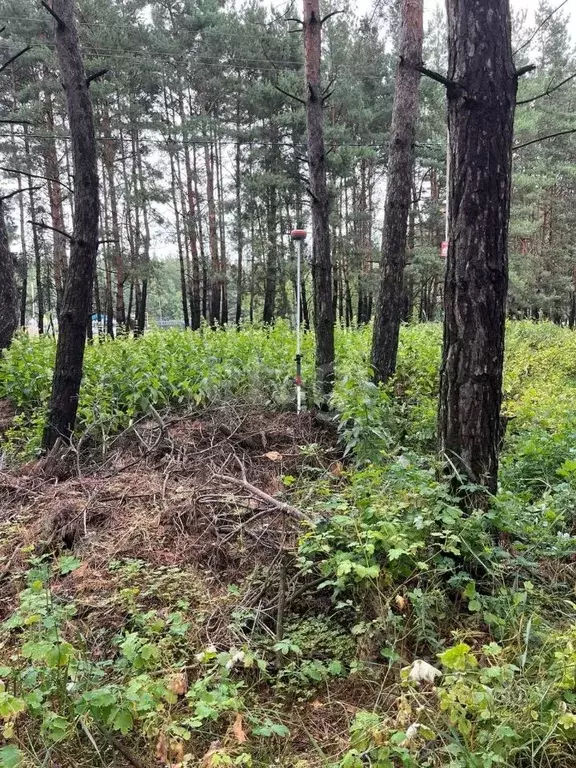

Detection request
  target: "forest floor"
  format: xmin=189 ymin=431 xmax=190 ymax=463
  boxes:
xmin=0 ymin=402 xmax=371 ymax=767
xmin=4 ymin=323 xmax=576 ymax=767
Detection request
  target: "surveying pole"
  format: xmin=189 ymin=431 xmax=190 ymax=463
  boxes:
xmin=290 ymin=229 xmax=307 ymax=413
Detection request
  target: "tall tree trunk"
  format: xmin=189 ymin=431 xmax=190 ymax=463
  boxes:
xmin=24 ymin=128 xmax=44 ymax=335
xmin=438 ymin=0 xmax=517 ymax=504
xmin=101 ymin=108 xmax=125 ymax=328
xmin=304 ymin=0 xmax=334 ymax=402
xmin=371 ymin=0 xmax=423 ymax=384
xmin=42 ymin=0 xmax=99 ymax=450
xmin=17 ymin=172 xmax=28 ymax=328
xmin=43 ymin=88 xmax=68 ymax=317
xmin=262 ymin=187 xmax=277 ymax=324
xmin=135 ymin=132 xmax=150 ymax=335
xmin=179 ymin=91 xmax=201 ymax=329
xmin=235 ymin=104 xmax=244 ymax=326
xmin=169 ymin=146 xmax=190 ymax=328
xmin=204 ymin=137 xmax=220 ymax=325
xmin=216 ymin=134 xmax=228 ymax=324
xmin=0 ymin=198 xmax=18 ymax=350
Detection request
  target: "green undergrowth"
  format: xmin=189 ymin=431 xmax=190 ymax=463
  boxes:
xmin=3 ymin=321 xmax=576 ymax=766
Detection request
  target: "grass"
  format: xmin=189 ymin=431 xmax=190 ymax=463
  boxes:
xmin=1 ymin=321 xmax=576 ymax=766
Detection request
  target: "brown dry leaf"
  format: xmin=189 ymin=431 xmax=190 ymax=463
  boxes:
xmin=155 ymin=732 xmax=169 ymax=764
xmin=232 ymin=712 xmax=247 ymax=744
xmin=395 ymin=594 xmax=406 ymax=611
xmin=264 ymin=450 xmax=282 ymax=462
xmin=200 ymin=741 xmax=222 ymax=767
xmin=310 ymin=699 xmax=324 ymax=709
xmin=167 ymin=672 xmax=188 ymax=695
xmin=329 ymin=461 xmax=344 ymax=477
xmin=171 ymin=741 xmax=185 ymax=764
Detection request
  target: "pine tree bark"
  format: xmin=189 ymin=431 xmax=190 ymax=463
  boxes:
xmin=304 ymin=0 xmax=334 ymax=402
xmin=205 ymin=138 xmax=220 ymax=326
xmin=101 ymin=108 xmax=125 ymax=328
xmin=371 ymin=0 xmax=423 ymax=384
xmin=42 ymin=0 xmax=99 ymax=450
xmin=0 ymin=198 xmax=18 ymax=351
xmin=17 ymin=173 xmax=28 ymax=328
xmin=439 ymin=0 xmax=518 ymax=503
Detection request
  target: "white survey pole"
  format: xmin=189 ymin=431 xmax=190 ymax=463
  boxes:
xmin=291 ymin=229 xmax=307 ymax=413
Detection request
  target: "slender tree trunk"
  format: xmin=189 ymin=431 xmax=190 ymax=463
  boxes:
xmin=43 ymin=88 xmax=68 ymax=317
xmin=263 ymin=187 xmax=278 ymax=324
xmin=42 ymin=0 xmax=99 ymax=450
xmin=179 ymin=91 xmax=201 ymax=329
xmin=169 ymin=147 xmax=190 ymax=328
xmin=135 ymin=132 xmax=150 ymax=335
xmin=304 ymin=0 xmax=334 ymax=402
xmin=371 ymin=0 xmax=423 ymax=384
xmin=17 ymin=172 xmax=28 ymax=328
xmin=102 ymin=109 xmax=125 ymax=328
xmin=24 ymin=128 xmax=44 ymax=335
xmin=235 ymin=103 xmax=244 ymax=325
xmin=438 ymin=0 xmax=518 ymax=504
xmin=216 ymin=134 xmax=228 ymax=324
xmin=0 ymin=198 xmax=18 ymax=350
xmin=204 ymin=137 xmax=220 ymax=325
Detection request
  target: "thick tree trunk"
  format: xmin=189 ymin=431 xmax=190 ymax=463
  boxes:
xmin=371 ymin=0 xmax=422 ymax=384
xmin=0 ymin=199 xmax=18 ymax=351
xmin=42 ymin=0 xmax=99 ymax=450
xmin=304 ymin=0 xmax=334 ymax=402
xmin=438 ymin=0 xmax=517 ymax=503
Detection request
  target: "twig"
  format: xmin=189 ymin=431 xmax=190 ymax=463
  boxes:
xmin=517 ymin=71 xmax=576 ymax=104
xmin=97 ymin=727 xmax=147 ymax=768
xmin=275 ymin=555 xmax=288 ymax=668
xmin=1 ymin=166 xmax=73 ymax=192
xmin=514 ymin=0 xmax=569 ymax=57
xmin=212 ymin=473 xmax=310 ymax=521
xmin=273 ymin=82 xmax=305 ymax=105
xmin=0 ymin=46 xmax=32 ymax=75
xmin=513 ymin=127 xmax=576 ymax=150
xmin=0 ymin=118 xmax=31 ymax=124
xmin=29 ymin=219 xmax=74 ymax=241
xmin=1 ymin=185 xmax=41 ymax=201
xmin=321 ymin=9 xmax=344 ymax=24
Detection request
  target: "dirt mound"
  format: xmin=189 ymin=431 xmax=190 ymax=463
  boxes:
xmin=0 ymin=404 xmax=340 ymax=616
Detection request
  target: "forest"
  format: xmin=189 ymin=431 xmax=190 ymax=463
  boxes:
xmin=2 ymin=0 xmax=576 ymax=767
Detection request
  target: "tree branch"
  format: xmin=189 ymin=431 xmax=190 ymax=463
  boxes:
xmin=0 ymin=46 xmax=32 ymax=75
xmin=515 ymin=63 xmax=537 ymax=78
xmin=517 ymin=71 xmax=576 ymax=104
xmin=514 ymin=0 xmax=569 ymax=57
xmin=0 ymin=117 xmax=31 ymax=124
xmin=86 ymin=67 xmax=108 ymax=85
xmin=212 ymin=473 xmax=310 ymax=521
xmin=273 ymin=82 xmax=305 ymax=105
xmin=41 ymin=0 xmax=66 ymax=28
xmin=321 ymin=9 xmax=344 ymax=24
xmin=1 ymin=185 xmax=41 ymax=201
xmin=1 ymin=166 xmax=73 ymax=192
xmin=416 ymin=65 xmax=451 ymax=88
xmin=29 ymin=219 xmax=74 ymax=241
xmin=513 ymin=127 xmax=576 ymax=151
xmin=285 ymin=16 xmax=304 ymax=25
